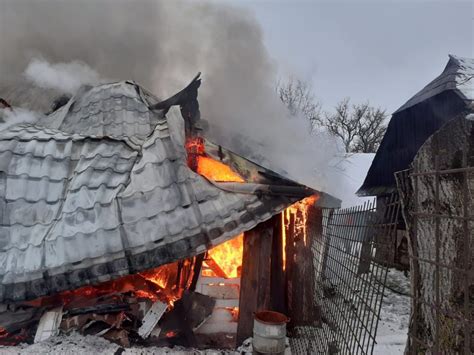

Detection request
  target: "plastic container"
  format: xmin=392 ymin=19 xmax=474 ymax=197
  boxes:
xmin=252 ymin=310 xmax=289 ymax=354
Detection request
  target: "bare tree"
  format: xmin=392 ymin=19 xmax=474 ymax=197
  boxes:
xmin=276 ymin=77 xmax=322 ymax=127
xmin=324 ymin=98 xmax=359 ymax=152
xmin=324 ymin=98 xmax=387 ymax=153
xmin=353 ymin=106 xmax=387 ymax=153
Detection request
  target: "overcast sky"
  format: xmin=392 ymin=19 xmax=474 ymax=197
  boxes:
xmin=227 ymin=0 xmax=473 ymax=113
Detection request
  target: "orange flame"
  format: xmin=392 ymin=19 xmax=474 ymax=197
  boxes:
xmin=205 ymin=234 xmax=244 ymax=278
xmin=186 ymin=136 xmax=244 ymax=183
xmin=24 ymin=262 xmax=185 ymax=311
xmin=282 ymin=194 xmax=319 ymax=269
xmin=196 ymin=156 xmax=244 ymax=183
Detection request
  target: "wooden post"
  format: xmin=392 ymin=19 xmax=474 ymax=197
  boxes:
xmin=289 ymin=205 xmax=322 ymax=327
xmin=285 ymin=213 xmax=295 ymax=317
xmin=236 ymin=219 xmax=274 ymax=346
xmin=270 ymin=214 xmax=286 ymax=314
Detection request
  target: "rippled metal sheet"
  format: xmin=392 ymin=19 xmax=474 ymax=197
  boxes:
xmin=0 ymin=81 xmax=308 ymax=302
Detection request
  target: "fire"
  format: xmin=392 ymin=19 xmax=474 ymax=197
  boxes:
xmin=23 ymin=262 xmax=186 ymax=312
xmin=140 ymin=263 xmax=177 ymax=290
xmin=204 ymin=234 xmax=244 ymax=279
xmin=165 ymin=330 xmax=178 ymax=338
xmin=228 ymin=307 xmax=240 ymax=322
xmin=282 ymin=194 xmax=319 ymax=269
xmin=196 ymin=156 xmax=244 ymax=183
xmin=186 ymin=136 xmax=244 ymax=183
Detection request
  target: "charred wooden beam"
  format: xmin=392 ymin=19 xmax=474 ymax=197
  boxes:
xmin=205 ymin=257 xmax=228 ymax=279
xmin=189 ymin=253 xmax=205 ymax=291
xmin=236 ymin=219 xmax=274 ymax=346
xmin=159 ymin=291 xmax=214 ymax=348
xmin=270 ymin=213 xmax=286 ymax=314
xmin=0 ymin=307 xmax=42 ymax=334
xmin=285 ymin=213 xmax=296 ymax=317
xmin=290 ymin=205 xmax=321 ymax=327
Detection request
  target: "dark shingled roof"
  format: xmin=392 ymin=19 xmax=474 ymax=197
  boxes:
xmin=358 ymin=55 xmax=474 ymax=196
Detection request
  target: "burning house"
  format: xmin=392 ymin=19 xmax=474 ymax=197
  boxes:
xmin=0 ymin=75 xmax=340 ymax=349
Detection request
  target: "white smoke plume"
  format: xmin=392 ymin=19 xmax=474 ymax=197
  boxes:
xmin=24 ymin=58 xmax=101 ymax=94
xmin=0 ymin=0 xmax=344 ymax=196
xmin=0 ymin=108 xmax=42 ymax=131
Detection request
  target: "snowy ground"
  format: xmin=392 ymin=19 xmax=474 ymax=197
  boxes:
xmin=0 ymin=334 xmax=256 ymax=355
xmin=373 ymin=269 xmax=411 ymax=354
xmin=0 ymin=334 xmax=292 ymax=355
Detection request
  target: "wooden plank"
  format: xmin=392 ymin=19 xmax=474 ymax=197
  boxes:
xmin=138 ymin=300 xmax=168 ymax=339
xmin=236 ymin=219 xmax=274 ymax=345
xmin=271 ymin=213 xmax=286 ymax=314
xmin=214 ymin=298 xmax=240 ymax=308
xmin=197 ymin=277 xmax=241 ymax=286
xmin=189 ymin=253 xmax=205 ymax=291
xmin=34 ymin=306 xmax=63 ymax=343
xmin=285 ymin=213 xmax=296 ymax=317
xmin=205 ymin=257 xmax=228 ymax=278
xmin=290 ymin=205 xmax=321 ymax=327
xmin=201 ymin=284 xmax=240 ymax=299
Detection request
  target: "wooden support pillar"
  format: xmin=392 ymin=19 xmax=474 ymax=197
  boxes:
xmin=289 ymin=205 xmax=322 ymax=327
xmin=236 ymin=219 xmax=274 ymax=346
xmin=270 ymin=213 xmax=286 ymax=314
xmin=285 ymin=213 xmax=296 ymax=317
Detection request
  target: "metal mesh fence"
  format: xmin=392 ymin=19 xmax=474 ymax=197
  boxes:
xmin=290 ymin=194 xmax=401 ymax=354
xmin=396 ymin=142 xmax=473 ymax=354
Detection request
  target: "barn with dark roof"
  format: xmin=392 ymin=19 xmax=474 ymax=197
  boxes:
xmin=358 ymin=55 xmax=473 ymax=197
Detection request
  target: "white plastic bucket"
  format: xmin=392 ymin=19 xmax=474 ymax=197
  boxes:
xmin=252 ymin=311 xmax=289 ymax=354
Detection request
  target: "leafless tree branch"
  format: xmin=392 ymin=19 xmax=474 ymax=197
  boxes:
xmin=276 ymin=77 xmax=322 ymax=128
xmin=324 ymin=98 xmax=387 ymax=153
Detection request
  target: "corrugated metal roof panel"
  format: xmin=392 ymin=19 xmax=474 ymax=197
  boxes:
xmin=0 ymin=81 xmax=309 ymax=302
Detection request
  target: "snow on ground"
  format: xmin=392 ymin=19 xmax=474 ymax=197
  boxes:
xmin=0 ymin=335 xmax=284 ymax=355
xmin=0 ymin=333 xmax=249 ymax=355
xmin=374 ymin=269 xmax=411 ymax=354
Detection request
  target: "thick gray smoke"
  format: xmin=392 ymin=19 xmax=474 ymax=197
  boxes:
xmin=0 ymin=0 xmax=343 ymax=195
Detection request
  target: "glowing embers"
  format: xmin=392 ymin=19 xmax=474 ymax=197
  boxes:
xmin=0 ymin=327 xmax=28 ymax=346
xmin=202 ymin=234 xmax=244 ymax=279
xmin=25 ymin=262 xmax=187 ymax=311
xmin=185 ymin=136 xmax=244 ymax=183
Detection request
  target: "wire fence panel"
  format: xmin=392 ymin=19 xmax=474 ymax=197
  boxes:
xmin=395 ymin=116 xmax=473 ymax=354
xmin=290 ymin=194 xmax=401 ymax=354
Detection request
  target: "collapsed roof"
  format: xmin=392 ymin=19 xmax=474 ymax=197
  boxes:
xmin=0 ymin=79 xmax=338 ymax=302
